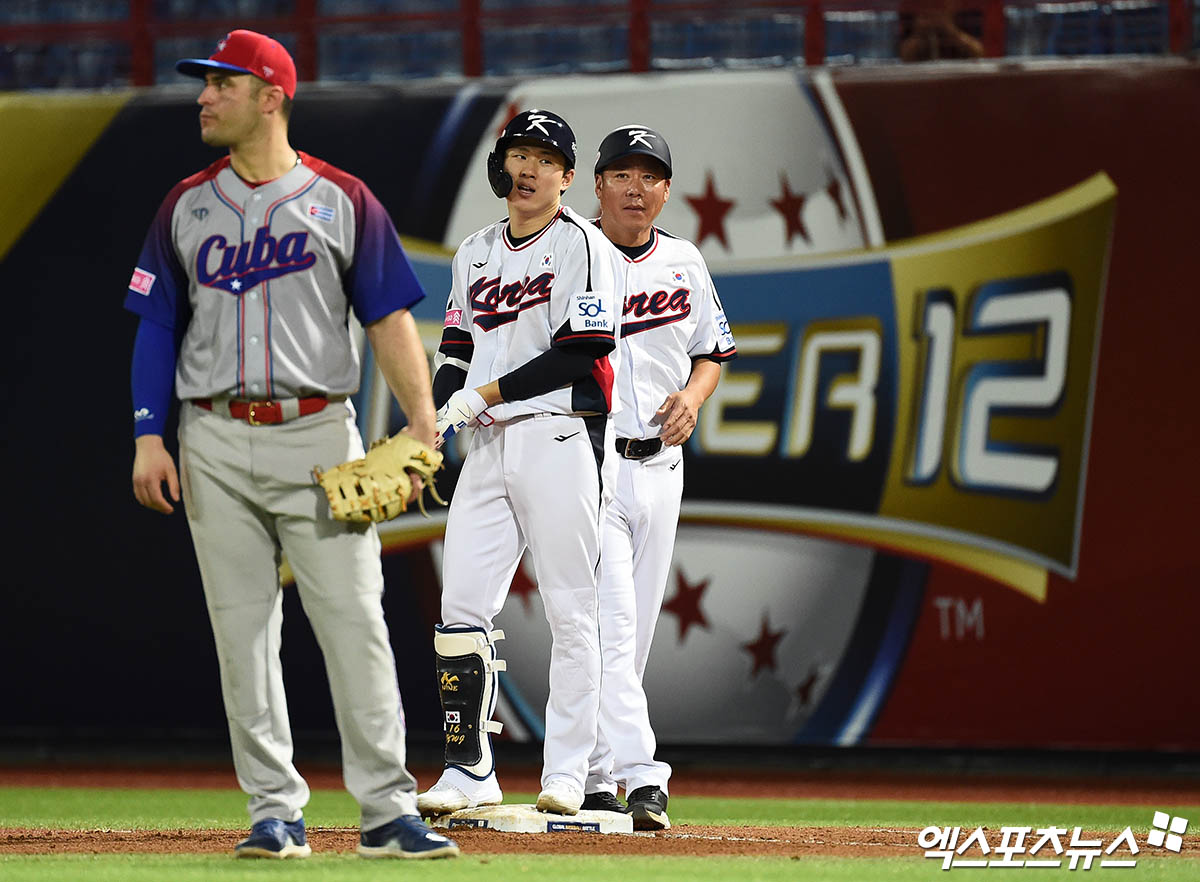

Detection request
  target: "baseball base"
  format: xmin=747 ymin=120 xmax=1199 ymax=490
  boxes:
xmin=429 ymin=804 xmax=633 ymax=834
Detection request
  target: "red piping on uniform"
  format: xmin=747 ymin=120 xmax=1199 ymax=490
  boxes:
xmin=504 ymin=208 xmax=563 ymax=251
xmin=237 ymin=282 xmax=247 ymax=396
xmin=591 ymin=355 xmax=614 ymax=411
xmin=213 ymin=178 xmax=245 ymax=216
xmin=263 ymin=280 xmax=272 ymax=397
xmin=557 ymin=331 xmax=614 ymax=343
xmin=265 ymin=173 xmax=319 ymax=220
xmin=625 ymin=227 xmax=659 ymax=263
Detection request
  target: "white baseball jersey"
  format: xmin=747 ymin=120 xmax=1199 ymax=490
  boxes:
xmin=125 ymin=152 xmax=423 ymax=402
xmin=612 ymin=226 xmax=737 ymax=439
xmin=437 ymin=205 xmax=623 ymax=422
xmin=587 ymin=224 xmax=737 ymax=800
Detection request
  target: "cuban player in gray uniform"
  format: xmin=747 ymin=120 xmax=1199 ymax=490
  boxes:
xmin=415 ymin=110 xmax=624 ymax=817
xmin=582 ymin=126 xmax=737 ymax=829
xmin=125 ymin=30 xmax=457 ymax=860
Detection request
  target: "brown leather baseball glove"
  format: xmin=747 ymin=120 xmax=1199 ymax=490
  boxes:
xmin=313 ymin=432 xmax=445 ymax=522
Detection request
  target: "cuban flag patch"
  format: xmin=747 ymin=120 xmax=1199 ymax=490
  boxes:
xmin=307 ymin=203 xmax=335 ymax=223
xmin=129 ymin=267 xmax=156 ymax=296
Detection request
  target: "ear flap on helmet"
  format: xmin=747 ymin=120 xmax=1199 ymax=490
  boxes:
xmin=487 ymin=149 xmax=512 ymax=198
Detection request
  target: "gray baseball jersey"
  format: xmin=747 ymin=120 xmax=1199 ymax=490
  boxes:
xmin=125 ymin=152 xmax=422 ymax=405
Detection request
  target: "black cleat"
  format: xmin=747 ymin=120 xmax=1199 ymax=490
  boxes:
xmin=581 ymin=791 xmax=626 ymax=812
xmin=625 ymin=785 xmax=670 ymax=830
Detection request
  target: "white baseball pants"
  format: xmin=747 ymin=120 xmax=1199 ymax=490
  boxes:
xmin=440 ymin=412 xmax=615 ymax=791
xmin=586 ymin=445 xmax=681 ymax=796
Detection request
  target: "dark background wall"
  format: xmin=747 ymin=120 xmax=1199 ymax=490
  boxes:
xmin=2 ymin=61 xmax=1197 ymax=754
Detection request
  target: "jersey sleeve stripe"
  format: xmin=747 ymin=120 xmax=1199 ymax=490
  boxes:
xmin=555 ymin=330 xmax=614 ymax=344
xmin=697 ymin=345 xmax=738 ymax=362
xmin=438 ymin=327 xmax=474 ymax=361
xmin=557 ymin=212 xmax=593 ymax=291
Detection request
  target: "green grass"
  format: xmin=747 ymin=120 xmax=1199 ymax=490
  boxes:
xmin=0 ymin=854 xmax=1197 ymax=882
xmin=1 ymin=787 xmax=1197 ymax=881
xmin=2 ymin=786 xmax=1196 ymax=833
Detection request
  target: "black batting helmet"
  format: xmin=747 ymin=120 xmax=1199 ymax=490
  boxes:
xmin=593 ymin=125 xmax=673 ymax=178
xmin=487 ymin=108 xmax=577 ymax=198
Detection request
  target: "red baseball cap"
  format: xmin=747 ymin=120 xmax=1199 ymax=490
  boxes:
xmin=176 ymin=30 xmax=297 ymax=99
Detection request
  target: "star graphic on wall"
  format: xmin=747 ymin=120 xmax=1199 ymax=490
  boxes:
xmin=826 ymin=170 xmax=848 ymax=222
xmin=770 ymin=174 xmax=809 ymax=245
xmin=661 ymin=569 xmax=710 ymax=643
xmin=794 ymin=668 xmax=820 ymax=707
xmin=741 ymin=614 xmax=786 ymax=677
xmin=509 ymin=559 xmax=538 ymax=613
xmin=497 ymin=100 xmax=522 ymax=138
xmin=685 ymin=172 xmax=735 ymax=250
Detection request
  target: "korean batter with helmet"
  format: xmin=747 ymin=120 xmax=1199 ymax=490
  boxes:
xmin=417 ymin=109 xmax=624 ymax=817
xmin=124 ymin=29 xmax=457 ymax=860
xmin=581 ymin=125 xmax=737 ymax=829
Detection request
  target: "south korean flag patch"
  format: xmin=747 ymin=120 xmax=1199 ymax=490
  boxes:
xmin=570 ymin=290 xmax=612 ymax=334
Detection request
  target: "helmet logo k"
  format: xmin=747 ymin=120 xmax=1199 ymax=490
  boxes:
xmin=629 ymin=130 xmax=656 ymax=149
xmin=524 ymin=113 xmax=560 ymax=136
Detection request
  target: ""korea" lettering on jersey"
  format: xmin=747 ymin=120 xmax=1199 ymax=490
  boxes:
xmin=613 ymin=226 xmax=737 ymax=439
xmin=438 ymin=205 xmax=625 ymax=422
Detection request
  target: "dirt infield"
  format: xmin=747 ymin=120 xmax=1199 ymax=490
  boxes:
xmin=2 ymin=763 xmax=1198 ymax=859
xmin=3 ymin=823 xmax=1198 ymax=859
xmin=0 ymin=825 xmax=922 ymax=858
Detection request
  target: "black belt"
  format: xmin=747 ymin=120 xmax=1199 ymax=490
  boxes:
xmin=615 ymin=437 xmax=662 ymax=459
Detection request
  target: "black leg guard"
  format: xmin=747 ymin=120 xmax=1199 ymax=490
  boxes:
xmin=434 ymin=625 xmax=505 ymax=777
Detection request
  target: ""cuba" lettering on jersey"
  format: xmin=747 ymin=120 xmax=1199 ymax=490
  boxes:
xmin=196 ymin=225 xmax=316 ymax=294
xmin=621 ymin=287 xmax=691 ymax=336
xmin=470 ymin=271 xmax=555 ymax=331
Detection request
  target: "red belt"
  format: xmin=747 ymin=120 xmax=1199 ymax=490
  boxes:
xmin=193 ymin=396 xmax=329 ymax=426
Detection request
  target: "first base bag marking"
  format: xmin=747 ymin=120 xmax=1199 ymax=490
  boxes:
xmin=547 ymin=821 xmax=601 ymax=833
xmin=448 ymin=818 xmax=490 ymax=829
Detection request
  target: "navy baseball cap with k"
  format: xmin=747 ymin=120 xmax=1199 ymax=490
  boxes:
xmin=594 ymin=125 xmax=673 ymax=178
xmin=177 ymin=30 xmax=297 ymax=99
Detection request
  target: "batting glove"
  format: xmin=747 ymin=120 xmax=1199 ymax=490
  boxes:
xmin=435 ymin=387 xmax=488 ymax=447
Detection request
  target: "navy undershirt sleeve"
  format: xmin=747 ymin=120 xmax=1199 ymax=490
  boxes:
xmin=131 ymin=316 xmax=178 ymax=438
xmin=433 ymin=364 xmax=468 ymax=409
xmin=497 ymin=347 xmax=596 ymax=403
